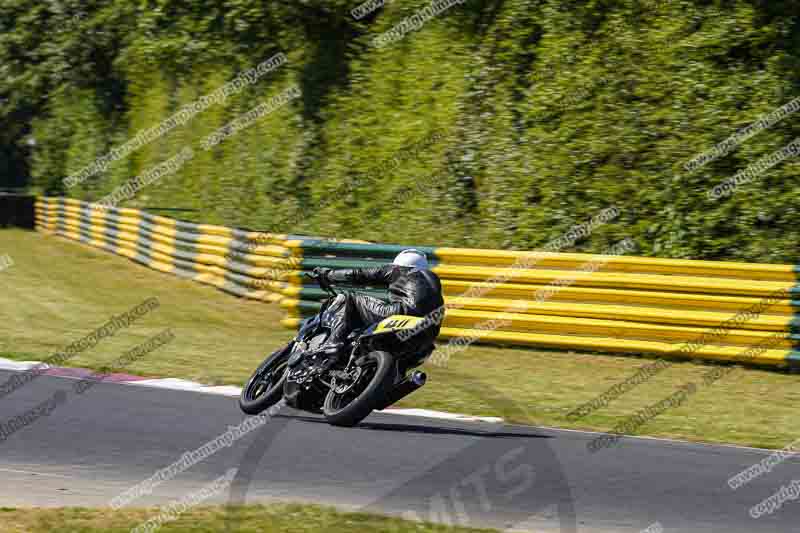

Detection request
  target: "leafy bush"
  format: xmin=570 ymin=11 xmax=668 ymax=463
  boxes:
xmin=2 ymin=0 xmax=800 ymax=262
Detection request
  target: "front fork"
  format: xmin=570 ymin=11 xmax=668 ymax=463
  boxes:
xmin=342 ymin=341 xmax=363 ymax=373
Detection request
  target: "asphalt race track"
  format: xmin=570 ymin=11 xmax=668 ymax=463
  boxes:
xmin=0 ymin=368 xmax=797 ymax=533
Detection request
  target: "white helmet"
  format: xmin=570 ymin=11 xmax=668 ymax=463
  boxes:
xmin=393 ymin=249 xmax=428 ymax=269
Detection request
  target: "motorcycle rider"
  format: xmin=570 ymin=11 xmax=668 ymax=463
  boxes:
xmin=313 ymin=249 xmax=444 ymax=354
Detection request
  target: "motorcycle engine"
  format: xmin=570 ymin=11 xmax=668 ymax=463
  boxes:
xmin=284 ymin=334 xmax=329 ymax=412
xmin=306 ymin=332 xmax=328 ymax=352
xmin=288 ymin=332 xmax=328 ymax=369
xmin=286 ymin=331 xmax=330 ymax=386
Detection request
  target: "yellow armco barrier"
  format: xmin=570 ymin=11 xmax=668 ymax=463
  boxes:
xmin=439 ymin=280 xmax=796 ymax=314
xmin=436 ymin=327 xmax=792 ymax=367
xmin=35 ymin=196 xmax=293 ymax=304
xmin=35 ymin=196 xmax=800 ymax=368
xmin=444 ymin=297 xmax=790 ymax=331
xmin=435 ymin=247 xmax=797 ymax=281
xmin=431 ymin=265 xmax=793 ymax=297
xmin=442 ymin=309 xmax=794 ymax=349
xmin=278 ymin=238 xmax=799 ymax=368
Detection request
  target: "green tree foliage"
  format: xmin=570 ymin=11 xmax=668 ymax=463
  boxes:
xmin=2 ymin=0 xmax=800 ymax=262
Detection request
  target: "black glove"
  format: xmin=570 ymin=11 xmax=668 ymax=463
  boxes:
xmin=312 ymin=267 xmax=332 ymax=282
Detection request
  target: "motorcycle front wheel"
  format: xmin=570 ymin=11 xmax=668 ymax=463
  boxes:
xmin=323 ymin=350 xmax=396 ymax=427
xmin=239 ymin=343 xmax=292 ymax=415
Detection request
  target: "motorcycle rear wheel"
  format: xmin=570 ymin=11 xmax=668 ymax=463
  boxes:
xmin=323 ymin=351 xmax=395 ymax=427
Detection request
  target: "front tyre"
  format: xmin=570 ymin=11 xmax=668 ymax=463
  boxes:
xmin=239 ymin=344 xmax=292 ymax=415
xmin=323 ymin=351 xmax=396 ymax=427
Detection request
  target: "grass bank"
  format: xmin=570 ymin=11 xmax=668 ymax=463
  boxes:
xmin=0 ymin=503 xmax=498 ymax=533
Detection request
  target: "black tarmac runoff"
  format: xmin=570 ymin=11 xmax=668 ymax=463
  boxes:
xmin=0 ymin=369 xmax=797 ymax=533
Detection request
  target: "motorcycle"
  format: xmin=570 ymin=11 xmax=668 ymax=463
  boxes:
xmin=239 ymin=270 xmax=439 ymax=427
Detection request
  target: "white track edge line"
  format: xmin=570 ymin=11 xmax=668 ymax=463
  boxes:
xmin=0 ymin=357 xmax=789 ymax=450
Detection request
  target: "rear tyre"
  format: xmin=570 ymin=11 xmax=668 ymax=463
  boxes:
xmin=323 ymin=351 xmax=396 ymax=427
xmin=239 ymin=344 xmax=292 ymax=415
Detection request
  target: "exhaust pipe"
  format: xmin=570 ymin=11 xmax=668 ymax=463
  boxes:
xmin=376 ymin=371 xmax=427 ymax=411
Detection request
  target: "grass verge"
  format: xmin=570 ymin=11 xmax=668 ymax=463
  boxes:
xmin=0 ymin=229 xmax=794 ymax=449
xmin=0 ymin=503 xmax=499 ymax=532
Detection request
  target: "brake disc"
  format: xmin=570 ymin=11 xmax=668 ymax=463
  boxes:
xmin=333 ymin=367 xmax=362 ymax=394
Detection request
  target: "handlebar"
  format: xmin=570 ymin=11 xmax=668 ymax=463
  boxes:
xmin=305 ymin=271 xmax=337 ymax=296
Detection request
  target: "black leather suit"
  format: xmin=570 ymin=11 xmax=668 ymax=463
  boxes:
xmin=324 ymin=264 xmax=445 ymax=345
